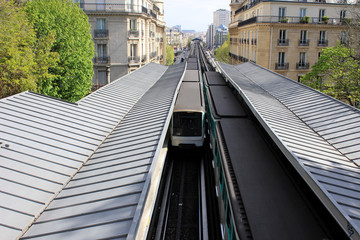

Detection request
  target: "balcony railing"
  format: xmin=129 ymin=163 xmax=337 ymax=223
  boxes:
xmin=238 ymin=16 xmax=345 ymax=27
xmin=128 ymin=30 xmax=139 ymax=38
xmin=278 ymin=39 xmax=289 ymax=46
xmin=150 ymin=10 xmax=157 ymax=19
xmin=141 ymin=55 xmax=147 ymax=62
xmin=150 ymin=52 xmax=157 ymax=59
xmin=94 ymin=56 xmax=110 ymax=64
xmin=296 ymin=62 xmax=310 ymax=69
xmin=275 ymin=62 xmax=289 ymax=70
xmin=318 ymin=40 xmax=328 ymax=46
xmin=153 ymin=4 xmax=160 ymax=13
xmin=81 ymin=3 xmax=158 ymax=19
xmin=94 ymin=29 xmax=109 ymax=38
xmin=128 ymin=56 xmax=140 ymax=64
xmin=299 ymin=39 xmax=310 ymax=46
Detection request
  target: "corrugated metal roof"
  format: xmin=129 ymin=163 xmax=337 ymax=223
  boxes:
xmin=0 ymin=63 xmax=169 ymax=240
xmin=217 ymin=62 xmax=360 ymax=239
xmin=21 ymin=63 xmax=185 ymax=240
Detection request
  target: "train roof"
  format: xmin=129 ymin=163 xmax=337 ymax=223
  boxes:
xmin=207 ymin=85 xmax=247 ymax=117
xmin=186 ymin=62 xmax=198 ymax=70
xmin=218 ymin=118 xmax=330 ymax=239
xmin=174 ymin=82 xmax=204 ymax=112
xmin=217 ymin=61 xmax=360 ymax=238
xmin=205 ymin=71 xmax=226 ymax=86
xmin=183 ymin=70 xmax=199 ymax=82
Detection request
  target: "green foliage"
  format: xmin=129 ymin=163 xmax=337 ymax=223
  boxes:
xmin=215 ymin=38 xmax=230 ymax=64
xmin=26 ymin=0 xmax=94 ymax=102
xmin=0 ymin=1 xmax=37 ymax=98
xmin=166 ymin=44 xmax=174 ymax=66
xmin=301 ymin=43 xmax=360 ymax=107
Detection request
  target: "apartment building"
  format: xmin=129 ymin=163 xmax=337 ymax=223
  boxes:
xmin=214 ymin=9 xmax=231 ymax=29
xmin=76 ymin=0 xmax=166 ymax=88
xmin=229 ymin=0 xmax=356 ymax=81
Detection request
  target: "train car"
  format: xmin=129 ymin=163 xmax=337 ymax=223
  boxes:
xmin=204 ymin=68 xmax=348 ymax=240
xmin=171 ymin=81 xmax=205 ymax=147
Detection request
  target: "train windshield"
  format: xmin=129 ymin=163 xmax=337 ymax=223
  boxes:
xmin=173 ymin=112 xmax=202 ymax=136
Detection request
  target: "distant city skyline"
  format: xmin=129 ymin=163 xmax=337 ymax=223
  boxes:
xmin=164 ymin=0 xmax=230 ymax=32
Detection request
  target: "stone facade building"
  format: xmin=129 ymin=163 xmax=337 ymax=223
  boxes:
xmin=77 ymin=0 xmax=166 ymax=88
xmin=229 ymin=0 xmax=356 ymax=81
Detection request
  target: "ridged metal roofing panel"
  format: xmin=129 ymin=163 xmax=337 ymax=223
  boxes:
xmin=21 ymin=63 xmax=185 ymax=239
xmin=0 ymin=63 xmax=168 ymax=239
xmin=218 ymin=62 xmax=360 ymax=238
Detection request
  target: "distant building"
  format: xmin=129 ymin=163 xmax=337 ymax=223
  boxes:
xmin=166 ymin=26 xmax=183 ymax=50
xmin=206 ymin=24 xmax=215 ymax=49
xmin=76 ymin=0 xmax=166 ymax=89
xmin=214 ymin=24 xmax=228 ymax=48
xmin=182 ymin=30 xmax=196 ymax=34
xmin=228 ymin=0 xmax=358 ymax=81
xmin=213 ymin=9 xmax=230 ymax=28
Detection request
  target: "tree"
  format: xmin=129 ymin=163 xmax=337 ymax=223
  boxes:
xmin=166 ymin=44 xmax=175 ymax=66
xmin=301 ymin=43 xmax=360 ymax=107
xmin=26 ymin=0 xmax=94 ymax=102
xmin=0 ymin=1 xmax=37 ymax=98
xmin=214 ymin=37 xmax=230 ymax=64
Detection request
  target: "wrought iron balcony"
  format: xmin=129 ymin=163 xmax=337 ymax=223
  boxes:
xmin=94 ymin=56 xmax=110 ymax=64
xmin=318 ymin=40 xmax=328 ymax=46
xmin=278 ymin=39 xmax=289 ymax=46
xmin=275 ymin=62 xmax=289 ymax=70
xmin=128 ymin=30 xmax=139 ymax=38
xmin=128 ymin=56 xmax=140 ymax=64
xmin=296 ymin=62 xmax=310 ymax=69
xmin=299 ymin=39 xmax=310 ymax=46
xmin=153 ymin=4 xmax=160 ymax=12
xmin=150 ymin=52 xmax=157 ymax=59
xmin=238 ymin=16 xmax=345 ymax=27
xmin=94 ymin=29 xmax=109 ymax=38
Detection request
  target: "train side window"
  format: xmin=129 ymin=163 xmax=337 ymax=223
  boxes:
xmin=226 ymin=202 xmax=234 ymax=240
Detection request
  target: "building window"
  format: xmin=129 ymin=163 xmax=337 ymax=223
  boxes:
xmin=97 ymin=44 xmax=106 ymax=57
xmin=300 ymin=8 xmax=306 ymax=18
xmin=279 ymin=7 xmax=286 ymax=21
xmin=95 ymin=19 xmax=108 ymax=37
xmin=95 ymin=44 xmax=109 ymax=64
xmin=299 ymin=52 xmax=306 ymax=65
xmin=297 ymin=52 xmax=309 ymax=69
xmin=278 ymin=30 xmax=288 ymax=45
xmin=299 ymin=30 xmax=309 ymax=46
xmin=298 ymin=75 xmax=303 ymax=82
xmin=130 ymin=19 xmax=137 ymax=30
xmin=340 ymin=10 xmax=346 ymax=21
xmin=318 ymin=31 xmax=327 ymax=46
xmin=278 ymin=52 xmax=286 ymax=66
xmin=97 ymin=19 xmax=105 ymax=30
xmin=318 ymin=51 xmax=322 ymax=59
xmin=319 ymin=9 xmax=325 ymax=20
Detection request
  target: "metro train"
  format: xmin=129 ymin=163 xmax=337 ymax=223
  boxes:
xmin=170 ymin=55 xmax=205 ymax=147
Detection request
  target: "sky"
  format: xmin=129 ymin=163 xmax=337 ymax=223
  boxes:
xmin=164 ymin=0 xmax=230 ymax=32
